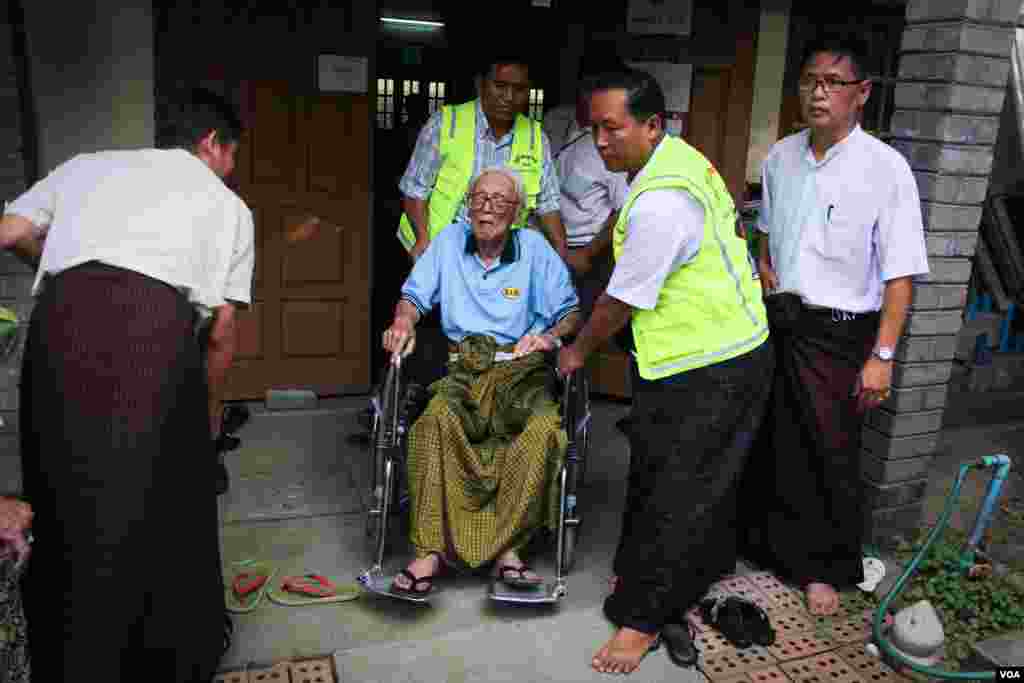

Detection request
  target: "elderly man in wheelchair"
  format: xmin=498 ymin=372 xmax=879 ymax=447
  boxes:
xmin=378 ymin=165 xmax=582 ymax=600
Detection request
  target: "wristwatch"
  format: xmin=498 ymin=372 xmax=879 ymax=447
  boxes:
xmin=872 ymin=345 xmax=895 ymax=362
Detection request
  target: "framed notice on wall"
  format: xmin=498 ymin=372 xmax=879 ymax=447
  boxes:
xmin=317 ymin=54 xmax=368 ymax=93
xmin=627 ymin=0 xmax=693 ymax=37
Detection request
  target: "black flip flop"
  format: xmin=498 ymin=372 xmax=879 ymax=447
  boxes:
xmin=661 ymin=621 xmax=698 ymax=668
xmin=737 ymin=598 xmax=776 ymax=646
xmin=700 ymin=596 xmax=753 ymax=649
xmin=389 ymin=569 xmax=436 ymax=597
xmin=496 ymin=564 xmax=544 ymax=588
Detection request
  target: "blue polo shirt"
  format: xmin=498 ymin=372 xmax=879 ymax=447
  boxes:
xmin=400 ymin=222 xmax=579 ymax=345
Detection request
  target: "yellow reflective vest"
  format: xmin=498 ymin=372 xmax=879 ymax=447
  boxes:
xmin=613 ymin=136 xmax=769 ymax=380
xmin=397 ymin=100 xmax=545 ymax=251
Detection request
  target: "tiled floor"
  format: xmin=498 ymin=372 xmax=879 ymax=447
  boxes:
xmin=691 ymin=571 xmax=906 ymax=683
xmin=214 ymin=656 xmax=337 ymax=683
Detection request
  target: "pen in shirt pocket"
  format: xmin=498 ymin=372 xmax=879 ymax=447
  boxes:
xmin=827 ymin=204 xmax=834 ymax=223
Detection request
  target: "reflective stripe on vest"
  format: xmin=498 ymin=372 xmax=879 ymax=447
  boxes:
xmin=613 ymin=136 xmax=768 ymax=380
xmin=397 ymin=100 xmax=545 ymax=251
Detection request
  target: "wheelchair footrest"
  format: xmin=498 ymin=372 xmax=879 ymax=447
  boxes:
xmin=488 ymin=580 xmax=565 ymax=604
xmin=358 ymin=569 xmax=433 ymax=605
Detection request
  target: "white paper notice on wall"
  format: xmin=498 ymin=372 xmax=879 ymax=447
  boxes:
xmin=627 ymin=0 xmax=693 ymax=36
xmin=626 ymin=61 xmax=693 ymax=113
xmin=318 ymin=55 xmax=369 ymax=93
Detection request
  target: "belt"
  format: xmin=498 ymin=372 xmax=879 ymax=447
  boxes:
xmin=802 ymin=302 xmax=872 ymax=321
xmin=447 ymin=339 xmax=521 ymax=363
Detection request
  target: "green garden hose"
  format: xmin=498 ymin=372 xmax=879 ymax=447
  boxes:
xmin=871 ymin=455 xmax=1012 ymax=680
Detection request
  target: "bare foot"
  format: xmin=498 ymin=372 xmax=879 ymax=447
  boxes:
xmin=392 ymin=553 xmax=441 ymax=592
xmin=591 ymin=627 xmax=659 ymax=675
xmin=806 ymin=582 xmax=840 ymax=616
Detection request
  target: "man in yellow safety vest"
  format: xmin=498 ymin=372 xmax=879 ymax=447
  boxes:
xmin=397 ymin=55 xmax=568 ymax=263
xmin=557 ymin=69 xmax=774 ymax=676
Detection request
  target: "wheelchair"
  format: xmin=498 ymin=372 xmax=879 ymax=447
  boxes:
xmin=357 ymin=346 xmax=591 ymax=605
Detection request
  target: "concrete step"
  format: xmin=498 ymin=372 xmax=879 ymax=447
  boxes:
xmin=332 ymin=605 xmax=708 ymax=683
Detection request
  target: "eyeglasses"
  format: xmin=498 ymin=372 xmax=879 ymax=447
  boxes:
xmin=798 ymin=75 xmax=865 ymax=94
xmin=467 ymin=192 xmax=516 ymax=212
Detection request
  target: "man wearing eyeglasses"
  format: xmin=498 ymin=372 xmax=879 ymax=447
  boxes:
xmin=740 ymin=36 xmax=929 ymax=616
xmin=382 ymin=166 xmax=578 ymax=599
xmin=398 ymin=55 xmax=568 ymax=264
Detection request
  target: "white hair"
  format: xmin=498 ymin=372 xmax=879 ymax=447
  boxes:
xmin=469 ymin=166 xmax=525 ymax=214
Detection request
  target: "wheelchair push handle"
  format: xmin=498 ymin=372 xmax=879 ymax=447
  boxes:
xmin=389 ymin=333 xmax=417 ymax=366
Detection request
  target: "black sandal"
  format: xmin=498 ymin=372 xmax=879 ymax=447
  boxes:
xmin=738 ymin=598 xmax=776 ymax=646
xmin=390 ymin=553 xmax=445 ymax=597
xmin=390 ymin=569 xmax=435 ymax=597
xmin=496 ymin=564 xmax=543 ymax=588
xmin=661 ymin=620 xmax=698 ymax=668
xmin=700 ymin=596 xmax=753 ymax=649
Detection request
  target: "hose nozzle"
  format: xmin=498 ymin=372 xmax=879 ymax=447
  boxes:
xmin=979 ymin=454 xmax=1011 ymax=469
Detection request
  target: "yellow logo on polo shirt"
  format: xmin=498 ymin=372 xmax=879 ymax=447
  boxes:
xmin=502 ymin=287 xmax=521 ymax=300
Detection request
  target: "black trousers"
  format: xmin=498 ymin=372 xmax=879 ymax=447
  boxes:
xmin=604 ymin=339 xmax=774 ymax=634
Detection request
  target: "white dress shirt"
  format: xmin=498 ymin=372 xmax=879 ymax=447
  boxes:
xmin=544 ymin=105 xmax=630 ymax=248
xmin=7 ymin=148 xmax=255 ymax=312
xmin=758 ymin=126 xmax=929 ymax=313
xmin=605 ymin=186 xmax=704 ymax=310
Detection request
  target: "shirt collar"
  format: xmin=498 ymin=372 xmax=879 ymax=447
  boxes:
xmin=804 ymin=124 xmax=862 ymax=167
xmin=475 ymin=99 xmax=513 ymax=144
xmin=630 ymin=135 xmax=669 ymax=187
xmin=465 ymin=225 xmax=518 ymax=264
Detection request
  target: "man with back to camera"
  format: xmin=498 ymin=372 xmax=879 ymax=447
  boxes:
xmin=1 ymin=87 xmax=254 ymax=681
xmin=739 ymin=34 xmax=929 ymax=616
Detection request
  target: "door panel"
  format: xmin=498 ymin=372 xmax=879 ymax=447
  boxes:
xmin=688 ymin=68 xmax=731 ymax=172
xmin=226 ymin=80 xmax=372 ymax=399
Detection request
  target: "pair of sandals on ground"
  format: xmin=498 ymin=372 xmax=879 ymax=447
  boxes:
xmin=390 ymin=550 xmax=541 ymax=597
xmin=592 ymin=576 xmax=779 ymax=675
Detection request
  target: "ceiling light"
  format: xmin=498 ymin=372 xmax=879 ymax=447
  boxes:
xmin=380 ymin=17 xmax=444 ymax=28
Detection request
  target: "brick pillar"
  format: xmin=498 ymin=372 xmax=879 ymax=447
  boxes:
xmin=862 ymin=0 xmax=1021 ymax=547
xmin=0 ymin=7 xmax=33 ymax=495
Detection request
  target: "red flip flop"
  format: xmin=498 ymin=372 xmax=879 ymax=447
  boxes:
xmin=282 ymin=574 xmax=339 ymax=598
xmin=232 ymin=571 xmax=269 ymax=600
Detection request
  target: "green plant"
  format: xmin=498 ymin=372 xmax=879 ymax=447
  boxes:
xmin=887 ymin=528 xmax=1024 ymax=670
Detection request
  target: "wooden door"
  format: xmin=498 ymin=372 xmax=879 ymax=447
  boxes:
xmin=224 ymin=80 xmax=372 ymax=399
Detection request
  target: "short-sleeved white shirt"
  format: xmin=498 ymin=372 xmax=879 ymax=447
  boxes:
xmin=758 ymin=126 xmax=929 ymax=313
xmin=7 ymin=148 xmax=255 ymax=312
xmin=605 ymin=187 xmax=704 ymax=310
xmin=551 ymin=115 xmax=630 ymax=248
